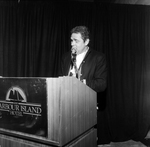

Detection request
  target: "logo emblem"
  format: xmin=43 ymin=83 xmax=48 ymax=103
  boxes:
xmin=6 ymin=86 xmax=27 ymax=102
xmin=0 ymin=86 xmax=42 ymax=117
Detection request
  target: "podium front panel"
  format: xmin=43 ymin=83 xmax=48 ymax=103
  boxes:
xmin=0 ymin=78 xmax=48 ymax=138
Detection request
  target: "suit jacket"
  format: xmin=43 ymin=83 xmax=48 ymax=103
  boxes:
xmin=59 ymin=48 xmax=107 ymax=92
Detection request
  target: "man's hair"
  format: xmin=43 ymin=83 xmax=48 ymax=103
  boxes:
xmin=71 ymin=26 xmax=90 ymax=42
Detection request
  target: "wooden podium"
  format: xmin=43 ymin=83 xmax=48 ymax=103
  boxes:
xmin=0 ymin=77 xmax=97 ymax=147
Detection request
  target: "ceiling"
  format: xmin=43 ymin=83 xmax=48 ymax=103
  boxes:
xmin=11 ymin=0 xmax=150 ymax=5
xmin=70 ymin=0 xmax=150 ymax=5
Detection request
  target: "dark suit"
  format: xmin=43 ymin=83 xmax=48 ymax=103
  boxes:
xmin=60 ymin=48 xmax=107 ymax=93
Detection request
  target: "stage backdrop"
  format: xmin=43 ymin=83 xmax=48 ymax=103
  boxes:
xmin=0 ymin=1 xmax=150 ymax=144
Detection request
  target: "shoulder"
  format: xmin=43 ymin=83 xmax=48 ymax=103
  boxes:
xmin=87 ymin=49 xmax=107 ymax=66
xmin=88 ymin=49 xmax=106 ymax=59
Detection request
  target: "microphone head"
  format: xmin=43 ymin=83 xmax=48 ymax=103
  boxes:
xmin=71 ymin=47 xmax=77 ymax=55
xmin=71 ymin=47 xmax=77 ymax=62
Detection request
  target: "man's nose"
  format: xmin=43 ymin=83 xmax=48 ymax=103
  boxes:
xmin=71 ymin=40 xmax=75 ymax=46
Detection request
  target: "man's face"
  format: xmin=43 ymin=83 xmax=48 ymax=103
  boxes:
xmin=71 ymin=33 xmax=89 ymax=55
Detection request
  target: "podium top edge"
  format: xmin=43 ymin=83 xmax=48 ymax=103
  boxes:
xmin=0 ymin=76 xmax=75 ymax=79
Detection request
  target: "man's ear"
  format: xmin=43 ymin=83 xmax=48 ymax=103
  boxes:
xmin=85 ymin=39 xmax=90 ymax=46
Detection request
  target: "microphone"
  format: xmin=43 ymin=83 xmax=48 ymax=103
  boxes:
xmin=70 ymin=47 xmax=79 ymax=79
xmin=71 ymin=47 xmax=77 ymax=62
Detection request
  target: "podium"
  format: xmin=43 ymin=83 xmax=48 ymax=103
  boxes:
xmin=0 ymin=77 xmax=97 ymax=147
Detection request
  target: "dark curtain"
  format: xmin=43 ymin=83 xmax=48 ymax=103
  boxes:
xmin=0 ymin=1 xmax=150 ymax=144
xmin=0 ymin=1 xmax=68 ymax=77
xmin=105 ymin=4 xmax=150 ymax=142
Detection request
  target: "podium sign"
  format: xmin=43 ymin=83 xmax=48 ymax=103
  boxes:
xmin=0 ymin=77 xmax=97 ymax=146
xmin=0 ymin=78 xmax=48 ymax=137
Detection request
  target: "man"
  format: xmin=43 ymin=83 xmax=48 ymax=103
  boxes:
xmin=60 ymin=26 xmax=107 ymax=145
xmin=60 ymin=26 xmax=107 ymax=93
